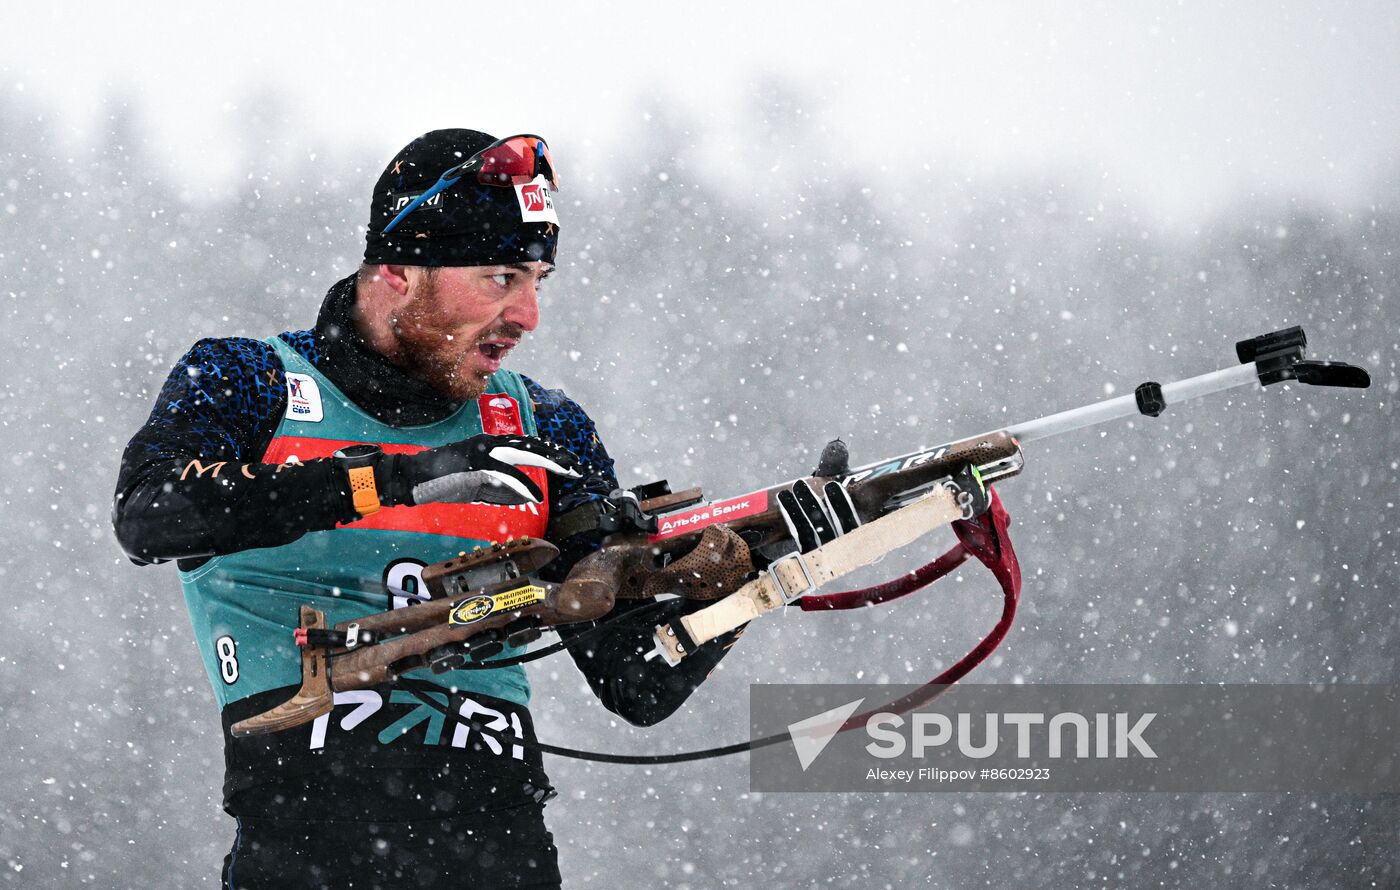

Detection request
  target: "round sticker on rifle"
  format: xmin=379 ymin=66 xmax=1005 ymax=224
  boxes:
xmin=448 ymin=596 xmax=494 ymax=626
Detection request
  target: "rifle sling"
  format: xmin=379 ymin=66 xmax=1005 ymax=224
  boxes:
xmin=654 ymin=484 xmax=969 ymax=664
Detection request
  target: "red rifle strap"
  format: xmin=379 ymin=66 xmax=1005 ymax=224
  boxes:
xmin=798 ymin=488 xmax=1022 ymax=730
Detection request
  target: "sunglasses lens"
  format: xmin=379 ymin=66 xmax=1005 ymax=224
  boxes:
xmin=475 ymin=137 xmax=559 ymax=189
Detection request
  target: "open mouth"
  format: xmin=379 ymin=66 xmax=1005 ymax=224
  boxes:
xmin=477 ymin=339 xmax=518 ymax=363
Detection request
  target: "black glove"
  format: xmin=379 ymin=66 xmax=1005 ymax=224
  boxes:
xmin=776 ymin=438 xmax=861 ymax=552
xmin=379 ymin=435 xmax=581 ymax=508
xmin=778 ymin=441 xmax=988 ymax=553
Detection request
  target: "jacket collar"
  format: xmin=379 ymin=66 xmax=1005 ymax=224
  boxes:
xmin=312 ymin=274 xmax=463 ymax=426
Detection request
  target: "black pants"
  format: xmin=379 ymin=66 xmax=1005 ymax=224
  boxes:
xmin=222 ymin=804 xmax=562 ymax=889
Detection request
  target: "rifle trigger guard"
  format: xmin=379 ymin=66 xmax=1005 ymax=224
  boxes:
xmin=768 ymin=551 xmax=818 ymax=604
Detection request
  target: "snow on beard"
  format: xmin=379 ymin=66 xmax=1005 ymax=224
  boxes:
xmin=390 ymin=296 xmax=524 ymax=401
xmin=397 ymin=324 xmax=524 ymax=400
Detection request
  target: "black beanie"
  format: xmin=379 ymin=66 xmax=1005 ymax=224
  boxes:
xmin=363 ymin=128 xmax=559 ymax=267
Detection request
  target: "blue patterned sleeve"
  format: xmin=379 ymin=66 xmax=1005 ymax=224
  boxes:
xmin=120 ymin=337 xmax=289 ymax=467
xmin=522 ymin=376 xmax=618 ymax=514
xmin=112 ymin=335 xmax=354 ymax=565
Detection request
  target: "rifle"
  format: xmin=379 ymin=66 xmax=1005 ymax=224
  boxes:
xmin=232 ymin=326 xmax=1369 ymax=743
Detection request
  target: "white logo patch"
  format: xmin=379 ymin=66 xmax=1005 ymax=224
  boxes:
xmin=285 ymin=372 xmax=324 ymax=422
xmin=514 ymin=174 xmax=559 ymax=225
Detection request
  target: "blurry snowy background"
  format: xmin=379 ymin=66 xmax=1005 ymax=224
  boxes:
xmin=2 ymin=1 xmax=1397 ymax=887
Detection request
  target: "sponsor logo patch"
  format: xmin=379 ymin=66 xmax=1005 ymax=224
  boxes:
xmin=650 ymin=491 xmax=770 ymax=541
xmin=845 ymin=445 xmax=950 ymax=484
xmin=513 ymin=174 xmax=559 ymax=225
xmin=490 ymin=584 xmax=547 ymax=612
xmin=447 ymin=584 xmax=547 ymax=625
xmin=284 ymin=373 xmax=323 ymax=422
xmin=448 ymin=596 xmax=494 ymax=625
xmin=479 ymin=393 xmax=524 ymax=435
xmin=388 ymin=190 xmax=444 ymax=215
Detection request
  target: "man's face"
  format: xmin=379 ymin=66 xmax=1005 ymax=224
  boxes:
xmin=389 ymin=262 xmax=551 ymax=400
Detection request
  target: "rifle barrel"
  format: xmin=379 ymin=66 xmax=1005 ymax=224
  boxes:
xmin=689 ymin=350 xmax=1297 ymax=519
xmin=1003 ymin=363 xmax=1259 ymax=444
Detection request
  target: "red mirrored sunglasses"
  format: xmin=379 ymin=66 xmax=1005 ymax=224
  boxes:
xmin=382 ymin=134 xmax=559 ymax=235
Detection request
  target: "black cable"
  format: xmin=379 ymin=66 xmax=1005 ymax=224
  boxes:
xmin=400 ymin=677 xmax=792 ymax=763
xmin=397 ymin=542 xmax=1017 ymax=764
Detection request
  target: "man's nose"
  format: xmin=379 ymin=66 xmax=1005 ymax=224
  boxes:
xmin=503 ymin=282 xmax=541 ymax=333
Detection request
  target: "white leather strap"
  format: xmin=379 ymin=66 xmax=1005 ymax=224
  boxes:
xmin=652 ymin=484 xmax=969 ymax=664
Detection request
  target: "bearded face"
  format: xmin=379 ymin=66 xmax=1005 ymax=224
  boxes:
xmin=373 ymin=263 xmax=546 ymax=401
